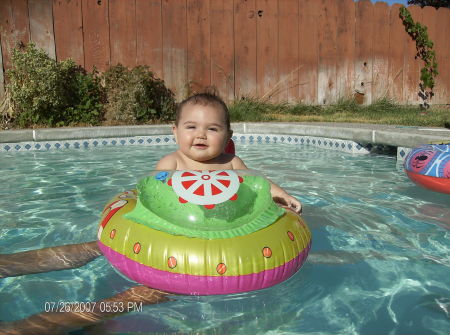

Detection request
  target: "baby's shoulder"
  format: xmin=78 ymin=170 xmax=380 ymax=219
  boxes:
xmin=155 ymin=152 xmax=178 ymax=170
xmin=230 ymin=155 xmax=248 ymax=169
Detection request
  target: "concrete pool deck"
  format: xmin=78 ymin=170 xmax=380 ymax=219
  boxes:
xmin=1 ymin=122 xmax=449 ymax=148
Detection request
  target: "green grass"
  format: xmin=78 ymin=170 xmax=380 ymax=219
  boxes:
xmin=2 ymin=95 xmax=449 ymax=129
xmin=229 ymin=97 xmax=450 ymax=128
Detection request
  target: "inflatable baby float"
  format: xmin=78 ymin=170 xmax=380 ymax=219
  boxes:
xmin=404 ymin=143 xmax=450 ymax=194
xmin=97 ymin=170 xmax=311 ymax=295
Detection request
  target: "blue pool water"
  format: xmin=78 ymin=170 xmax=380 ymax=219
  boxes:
xmin=0 ymin=143 xmax=449 ymax=334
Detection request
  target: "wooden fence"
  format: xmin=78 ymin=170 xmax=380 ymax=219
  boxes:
xmin=0 ymin=0 xmax=449 ymax=105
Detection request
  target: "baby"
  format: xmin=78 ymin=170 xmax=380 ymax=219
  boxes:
xmin=156 ymin=93 xmax=302 ymax=214
xmin=0 ymin=93 xmax=302 ymax=331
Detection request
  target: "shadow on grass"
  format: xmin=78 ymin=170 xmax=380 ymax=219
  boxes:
xmin=229 ymin=97 xmax=449 ymax=127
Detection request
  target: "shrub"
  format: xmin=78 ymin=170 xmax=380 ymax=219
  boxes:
xmin=102 ymin=64 xmax=176 ymax=124
xmin=6 ymin=43 xmax=104 ymax=127
xmin=399 ymin=6 xmax=438 ymax=108
xmin=64 ymin=68 xmax=105 ymax=126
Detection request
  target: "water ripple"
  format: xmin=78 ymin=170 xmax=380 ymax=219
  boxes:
xmin=0 ymin=143 xmax=449 ymax=335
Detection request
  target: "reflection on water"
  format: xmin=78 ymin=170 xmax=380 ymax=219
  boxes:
xmin=0 ymin=143 xmax=449 ymax=334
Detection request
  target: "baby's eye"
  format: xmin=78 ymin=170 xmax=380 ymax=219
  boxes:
xmin=186 ymin=125 xmax=195 ymax=129
xmin=208 ymin=127 xmax=218 ymax=131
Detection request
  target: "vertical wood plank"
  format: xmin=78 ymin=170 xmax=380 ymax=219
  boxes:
xmin=0 ymin=0 xmax=30 ymax=71
xmin=234 ymin=0 xmax=257 ymax=98
xmin=28 ymin=0 xmax=56 ymax=59
xmin=420 ymin=7 xmax=437 ymax=59
xmin=317 ymin=0 xmax=338 ymax=105
xmin=0 ymin=0 xmax=14 ymax=75
xmin=403 ymin=5 xmax=422 ymax=104
xmin=256 ymin=0 xmax=278 ymax=101
xmin=136 ymin=0 xmax=163 ymax=78
xmin=336 ymin=0 xmax=355 ymax=101
xmin=187 ymin=0 xmax=210 ymax=94
xmin=278 ymin=0 xmax=299 ymax=103
xmin=419 ymin=6 xmax=436 ymax=104
xmin=210 ymin=0 xmax=234 ymax=103
xmin=371 ymin=1 xmax=390 ymax=101
xmin=162 ymin=0 xmax=187 ymax=100
xmin=388 ymin=4 xmax=404 ymax=103
xmin=298 ymin=0 xmax=319 ymax=104
xmin=433 ymin=7 xmax=450 ymax=105
xmin=53 ymin=0 xmax=84 ymax=66
xmin=82 ymin=0 xmax=110 ymax=72
xmin=109 ymin=0 xmax=136 ymax=68
xmin=355 ymin=0 xmax=373 ymax=105
xmin=0 ymin=41 xmax=4 ymax=96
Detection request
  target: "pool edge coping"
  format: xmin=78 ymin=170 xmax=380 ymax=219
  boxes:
xmin=2 ymin=122 xmax=449 ymax=146
xmin=1 ymin=122 xmax=449 ymax=162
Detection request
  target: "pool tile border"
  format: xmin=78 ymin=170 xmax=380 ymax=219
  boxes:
xmin=0 ymin=135 xmax=177 ymax=152
xmin=0 ymin=133 xmax=386 ymax=155
xmin=2 ymin=123 xmax=448 ymax=163
xmin=397 ymin=147 xmax=412 ymax=161
xmin=234 ymin=134 xmax=375 ymax=154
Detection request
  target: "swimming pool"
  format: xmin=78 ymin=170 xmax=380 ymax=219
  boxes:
xmin=0 ymin=142 xmax=449 ymax=334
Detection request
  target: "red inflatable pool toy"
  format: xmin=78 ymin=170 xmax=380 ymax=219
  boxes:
xmin=405 ymin=171 xmax=450 ymax=194
xmin=224 ymin=139 xmax=235 ymax=155
xmin=404 ymin=144 xmax=450 ymax=195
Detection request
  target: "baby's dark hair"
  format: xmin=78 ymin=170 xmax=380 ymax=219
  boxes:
xmin=175 ymin=92 xmax=230 ymax=130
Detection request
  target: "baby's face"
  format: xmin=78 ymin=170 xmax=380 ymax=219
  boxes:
xmin=173 ymin=103 xmax=230 ymax=162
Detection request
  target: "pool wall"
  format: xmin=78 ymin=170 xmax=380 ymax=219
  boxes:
xmin=1 ymin=123 xmax=449 ymax=161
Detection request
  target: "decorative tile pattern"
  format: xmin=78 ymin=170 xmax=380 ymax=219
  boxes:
xmin=1 ymin=133 xmax=394 ymax=157
xmin=0 ymin=135 xmax=177 ymax=153
xmin=397 ymin=147 xmax=412 ymax=162
xmin=232 ymin=134 xmax=373 ymax=154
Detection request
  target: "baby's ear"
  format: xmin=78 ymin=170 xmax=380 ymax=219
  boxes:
xmin=172 ymin=125 xmax=178 ymax=143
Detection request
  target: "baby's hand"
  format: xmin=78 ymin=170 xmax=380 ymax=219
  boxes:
xmin=270 ymin=183 xmax=303 ymax=214
xmin=285 ymin=196 xmax=302 ymax=214
xmin=272 ymin=193 xmax=303 ymax=214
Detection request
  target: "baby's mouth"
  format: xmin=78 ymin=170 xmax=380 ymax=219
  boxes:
xmin=193 ymin=143 xmax=208 ymax=149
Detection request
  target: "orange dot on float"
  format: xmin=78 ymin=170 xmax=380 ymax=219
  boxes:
xmin=262 ymin=247 xmax=272 ymax=258
xmin=168 ymin=256 xmax=177 ymax=269
xmin=216 ymin=263 xmax=227 ymax=275
xmin=133 ymin=242 xmax=141 ymax=254
xmin=287 ymin=231 xmax=295 ymax=241
xmin=109 ymin=229 xmax=116 ymax=239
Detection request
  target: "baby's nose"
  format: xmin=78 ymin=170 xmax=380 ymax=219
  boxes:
xmin=196 ymin=129 xmax=207 ymax=138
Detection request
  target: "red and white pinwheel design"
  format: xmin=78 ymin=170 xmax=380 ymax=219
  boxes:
xmin=168 ymin=170 xmax=243 ymax=209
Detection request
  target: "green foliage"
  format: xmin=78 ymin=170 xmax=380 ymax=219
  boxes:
xmin=399 ymin=6 xmax=439 ymax=107
xmin=63 ymin=69 xmax=105 ymax=126
xmin=102 ymin=65 xmax=176 ymax=124
xmin=6 ymin=43 xmax=105 ymax=127
xmin=407 ymin=0 xmax=450 ymax=8
xmin=229 ymin=97 xmax=288 ymax=122
xmin=4 ymin=44 xmax=175 ymax=128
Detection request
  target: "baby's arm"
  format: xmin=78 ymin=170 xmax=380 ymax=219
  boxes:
xmin=231 ymin=156 xmax=302 ymax=214
xmin=270 ymin=183 xmax=302 ymax=214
